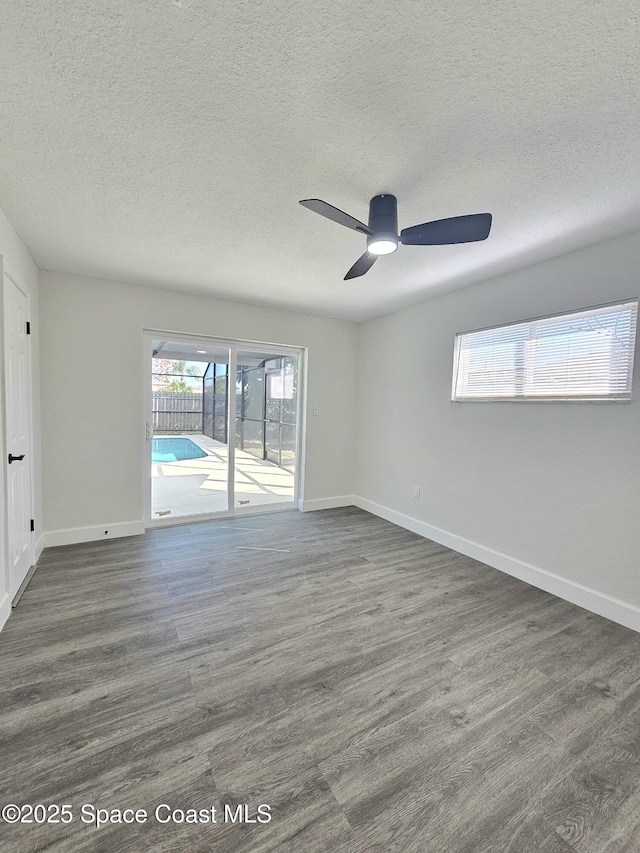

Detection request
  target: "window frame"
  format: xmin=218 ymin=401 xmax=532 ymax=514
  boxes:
xmin=451 ymin=298 xmax=638 ymax=403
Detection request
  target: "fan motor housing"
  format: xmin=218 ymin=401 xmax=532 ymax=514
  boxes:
xmin=367 ymin=194 xmax=398 ymax=252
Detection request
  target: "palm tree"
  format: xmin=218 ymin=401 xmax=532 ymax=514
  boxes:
xmin=153 ymin=359 xmax=205 ymax=393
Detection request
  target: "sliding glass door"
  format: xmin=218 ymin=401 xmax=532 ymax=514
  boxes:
xmin=145 ymin=333 xmax=301 ymax=525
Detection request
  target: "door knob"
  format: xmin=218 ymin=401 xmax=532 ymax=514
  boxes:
xmin=8 ymin=454 xmax=25 ymax=464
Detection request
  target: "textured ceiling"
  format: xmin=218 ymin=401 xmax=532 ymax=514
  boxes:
xmin=1 ymin=1 xmax=640 ymax=321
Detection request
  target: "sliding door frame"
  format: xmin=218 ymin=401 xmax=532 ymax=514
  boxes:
xmin=142 ymin=329 xmax=305 ymax=528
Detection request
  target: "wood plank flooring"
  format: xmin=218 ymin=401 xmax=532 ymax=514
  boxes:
xmin=1 ymin=507 xmax=640 ymax=852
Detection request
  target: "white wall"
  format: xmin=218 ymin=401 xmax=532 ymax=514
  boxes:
xmin=39 ymin=271 xmax=359 ymax=539
xmin=0 ymin=207 xmax=42 ymax=630
xmin=357 ymin=229 xmax=640 ymax=624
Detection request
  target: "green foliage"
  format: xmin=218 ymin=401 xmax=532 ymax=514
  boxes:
xmin=171 ymin=360 xmax=203 ymax=377
xmin=163 ymin=378 xmax=194 ymax=393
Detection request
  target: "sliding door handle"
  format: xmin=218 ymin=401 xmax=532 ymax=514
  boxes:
xmin=8 ymin=454 xmax=25 ymax=464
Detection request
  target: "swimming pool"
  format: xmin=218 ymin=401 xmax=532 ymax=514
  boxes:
xmin=151 ymin=437 xmax=208 ymax=464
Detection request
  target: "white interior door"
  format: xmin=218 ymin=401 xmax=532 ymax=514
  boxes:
xmin=3 ymin=273 xmax=32 ymax=596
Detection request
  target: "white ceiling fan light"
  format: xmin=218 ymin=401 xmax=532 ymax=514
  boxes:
xmin=172 ymin=0 xmax=194 ymax=8
xmin=367 ymin=237 xmax=398 ymax=255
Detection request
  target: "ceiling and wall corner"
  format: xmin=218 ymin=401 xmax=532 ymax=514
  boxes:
xmin=1 ymin=1 xmax=640 ymax=321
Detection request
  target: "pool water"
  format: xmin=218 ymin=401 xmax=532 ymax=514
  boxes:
xmin=152 ymin=437 xmax=208 ymax=464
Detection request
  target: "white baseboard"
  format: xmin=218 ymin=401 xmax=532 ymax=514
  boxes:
xmin=354 ymin=496 xmax=640 ymax=635
xmin=43 ymin=520 xmax=146 ymax=548
xmin=12 ymin=563 xmax=38 ymax=608
xmin=298 ymin=495 xmax=356 ymax=512
xmin=0 ymin=592 xmax=11 ymax=633
xmin=34 ymin=535 xmax=45 ymax=563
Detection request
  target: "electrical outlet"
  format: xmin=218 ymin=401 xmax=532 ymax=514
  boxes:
xmin=312 ymin=406 xmax=319 ymax=417
xmin=413 ymin=486 xmax=421 ymax=498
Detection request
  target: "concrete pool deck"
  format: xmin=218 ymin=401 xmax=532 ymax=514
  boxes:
xmin=151 ymin=434 xmax=295 ymax=519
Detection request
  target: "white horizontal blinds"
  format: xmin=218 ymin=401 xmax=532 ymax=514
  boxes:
xmin=455 ymin=323 xmax=529 ymax=399
xmin=453 ymin=300 xmax=638 ymax=401
xmin=524 ymin=302 xmax=637 ymax=398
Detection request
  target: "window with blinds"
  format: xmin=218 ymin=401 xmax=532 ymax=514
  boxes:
xmin=452 ymin=299 xmax=638 ymax=401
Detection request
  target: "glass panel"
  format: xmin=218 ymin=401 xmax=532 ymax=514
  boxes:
xmin=264 ymin=420 xmax=280 ymax=465
xmin=151 ymin=338 xmax=230 ymax=520
xmin=234 ymin=350 xmax=298 ymax=510
xmin=241 ymin=419 xmax=265 ymax=459
xmin=280 ymin=424 xmax=297 ymax=472
xmin=242 ymin=366 xmax=265 ymax=421
xmin=265 ymin=395 xmax=281 ymax=422
xmin=202 ymin=363 xmax=214 ymax=438
xmin=235 ymin=368 xmax=243 ymax=449
xmin=213 ymin=365 xmax=228 ymax=443
xmin=281 ymin=357 xmax=298 ymax=424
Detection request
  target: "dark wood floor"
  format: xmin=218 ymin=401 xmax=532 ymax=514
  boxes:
xmin=1 ymin=507 xmax=640 ymax=852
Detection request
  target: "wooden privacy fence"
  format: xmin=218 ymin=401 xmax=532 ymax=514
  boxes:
xmin=153 ymin=392 xmax=203 ymax=433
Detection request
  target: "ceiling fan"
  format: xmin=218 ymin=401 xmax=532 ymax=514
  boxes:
xmin=299 ymin=194 xmax=492 ymax=280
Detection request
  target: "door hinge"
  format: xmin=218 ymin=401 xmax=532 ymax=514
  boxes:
xmin=26 ymin=321 xmax=31 ymax=335
xmin=30 ymin=519 xmax=35 ymax=532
